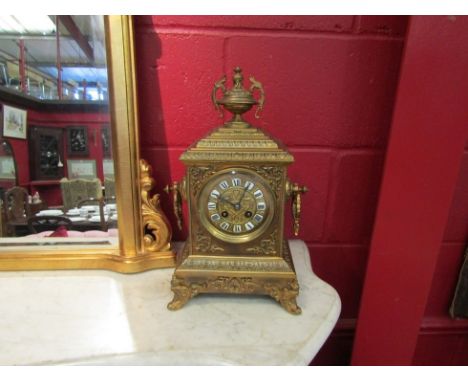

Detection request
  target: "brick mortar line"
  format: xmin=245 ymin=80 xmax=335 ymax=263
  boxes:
xmin=136 ymin=25 xmax=406 ymax=42
xmin=303 ymin=241 xmax=467 ymax=248
xmin=352 ymin=15 xmax=361 ymax=34
xmin=305 ymin=242 xmax=369 ymax=249
xmin=299 ymin=242 xmax=466 ymax=248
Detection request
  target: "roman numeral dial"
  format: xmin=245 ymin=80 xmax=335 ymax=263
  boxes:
xmin=199 ymin=169 xmax=274 ymax=243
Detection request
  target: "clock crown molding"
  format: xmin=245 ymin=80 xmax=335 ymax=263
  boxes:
xmin=180 ymin=126 xmax=294 ymax=164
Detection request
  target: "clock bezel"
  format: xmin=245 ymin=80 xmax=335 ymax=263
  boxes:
xmin=197 ymin=167 xmax=276 ymax=244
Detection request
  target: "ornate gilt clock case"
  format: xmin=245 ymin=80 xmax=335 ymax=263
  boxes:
xmin=166 ymin=67 xmax=307 ymax=314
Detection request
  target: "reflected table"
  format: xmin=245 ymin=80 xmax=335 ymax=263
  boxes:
xmin=0 ymin=240 xmax=340 ymax=365
xmin=9 ymin=213 xmax=118 ymax=235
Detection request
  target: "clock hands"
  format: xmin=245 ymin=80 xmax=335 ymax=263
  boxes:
xmin=219 ymin=185 xmax=248 ymax=210
xmin=223 ymin=184 xmax=250 ymax=212
xmin=219 ymin=195 xmax=237 ymax=209
xmin=218 ymin=184 xmax=253 ymax=221
xmin=234 ymin=185 xmax=249 ymax=209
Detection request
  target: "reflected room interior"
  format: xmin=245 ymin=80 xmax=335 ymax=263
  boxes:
xmin=0 ymin=16 xmax=117 ymax=242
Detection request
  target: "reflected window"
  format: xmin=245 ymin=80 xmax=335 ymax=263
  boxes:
xmin=0 ymin=16 xmax=107 ymax=102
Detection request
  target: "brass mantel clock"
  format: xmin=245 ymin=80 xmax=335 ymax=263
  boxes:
xmin=166 ymin=67 xmax=307 ymax=314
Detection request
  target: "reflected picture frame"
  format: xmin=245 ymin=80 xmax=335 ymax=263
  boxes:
xmin=67 ymin=126 xmax=89 ymax=157
xmin=2 ymin=104 xmax=27 ymax=140
xmin=0 ymin=156 xmax=16 ymax=179
xmin=67 ymin=159 xmax=97 ymax=179
xmin=101 ymin=125 xmax=112 ymax=158
xmin=103 ymin=158 xmax=114 ymax=177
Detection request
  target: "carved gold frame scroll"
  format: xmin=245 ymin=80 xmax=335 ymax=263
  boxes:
xmin=0 ymin=16 xmax=175 ymax=273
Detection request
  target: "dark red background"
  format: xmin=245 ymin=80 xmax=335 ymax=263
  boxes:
xmin=2 ymin=106 xmax=109 ymax=206
xmin=133 ymin=15 xmax=468 ymax=365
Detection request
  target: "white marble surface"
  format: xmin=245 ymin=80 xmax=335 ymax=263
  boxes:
xmin=0 ymin=240 xmax=340 ymax=366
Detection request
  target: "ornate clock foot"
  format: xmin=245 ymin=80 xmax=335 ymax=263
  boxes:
xmin=278 ymin=297 xmax=302 ymax=315
xmin=265 ymin=280 xmax=302 ymax=315
xmin=167 ymin=276 xmax=200 ymax=311
xmin=167 ymin=292 xmax=190 ymax=311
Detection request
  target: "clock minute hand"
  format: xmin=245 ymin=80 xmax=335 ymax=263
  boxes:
xmin=219 ymin=195 xmax=237 ymax=208
xmin=234 ymin=185 xmax=249 ymax=210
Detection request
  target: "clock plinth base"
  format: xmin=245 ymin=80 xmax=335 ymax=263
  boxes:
xmin=167 ymin=241 xmax=301 ymax=315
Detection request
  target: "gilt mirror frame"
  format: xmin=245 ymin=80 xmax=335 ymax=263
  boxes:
xmin=0 ymin=16 xmax=175 ymax=273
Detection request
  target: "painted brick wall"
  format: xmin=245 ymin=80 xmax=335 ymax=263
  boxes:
xmin=134 ymin=15 xmax=407 ymax=364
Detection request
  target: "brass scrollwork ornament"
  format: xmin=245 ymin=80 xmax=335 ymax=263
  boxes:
xmin=164 ymin=179 xmax=186 ymax=231
xmin=140 ymin=159 xmax=172 ymax=252
xmin=286 ymin=181 xmax=308 ymax=236
xmin=249 ymin=76 xmax=265 ymax=119
xmin=211 ymin=75 xmax=227 ymax=118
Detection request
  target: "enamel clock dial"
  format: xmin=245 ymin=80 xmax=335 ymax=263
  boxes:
xmin=198 ymin=168 xmax=275 ymax=244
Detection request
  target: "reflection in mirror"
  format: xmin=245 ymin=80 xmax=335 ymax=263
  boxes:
xmin=0 ymin=139 xmax=17 ymax=188
xmin=0 ymin=16 xmax=107 ymax=101
xmin=0 ymin=15 xmax=117 ymax=244
xmin=0 ymin=138 xmax=17 ymax=235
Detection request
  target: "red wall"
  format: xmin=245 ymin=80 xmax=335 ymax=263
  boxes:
xmin=134 ymin=15 xmax=468 ymax=365
xmin=6 ymin=108 xmax=109 ymax=206
xmin=351 ymin=16 xmax=468 ymax=365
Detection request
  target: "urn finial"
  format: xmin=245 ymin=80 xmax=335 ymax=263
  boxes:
xmin=211 ymin=67 xmax=265 ymax=128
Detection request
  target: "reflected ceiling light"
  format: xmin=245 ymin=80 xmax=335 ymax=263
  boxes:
xmin=0 ymin=15 xmax=55 ymax=35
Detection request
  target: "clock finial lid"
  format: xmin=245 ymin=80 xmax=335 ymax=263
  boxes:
xmin=211 ymin=67 xmax=265 ymax=128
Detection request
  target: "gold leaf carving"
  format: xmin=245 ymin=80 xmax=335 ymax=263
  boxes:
xmin=196 ymin=140 xmax=278 ymax=149
xmin=181 ymin=257 xmax=291 ymax=273
xmin=264 ymin=279 xmax=301 ymax=315
xmin=168 ymin=276 xmax=258 ymax=310
xmin=194 ymin=228 xmax=225 ymax=253
xmin=282 ymin=240 xmax=294 ymax=270
xmin=254 ymin=165 xmax=284 ymax=197
xmin=246 ymin=230 xmax=277 ymax=255
xmin=206 ymin=276 xmax=258 ymax=294
xmin=190 ymin=165 xmax=217 ymax=195
xmin=167 ymin=275 xmax=205 ymax=311
xmin=168 ymin=274 xmax=301 ymax=314
xmin=181 ymin=151 xmax=293 ymax=163
xmin=140 ymin=159 xmax=172 ymax=252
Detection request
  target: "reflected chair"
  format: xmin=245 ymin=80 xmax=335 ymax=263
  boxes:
xmin=60 ymin=178 xmax=103 ymax=211
xmin=104 ymin=177 xmax=116 ymax=202
xmin=27 ymin=216 xmax=72 ymax=234
xmin=0 ymin=199 xmax=5 ymax=237
xmin=77 ymin=197 xmax=107 ymax=231
xmin=2 ymin=186 xmax=31 ymax=236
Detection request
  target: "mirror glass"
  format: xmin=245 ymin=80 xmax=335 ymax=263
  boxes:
xmin=0 ymin=16 xmax=117 ymax=243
